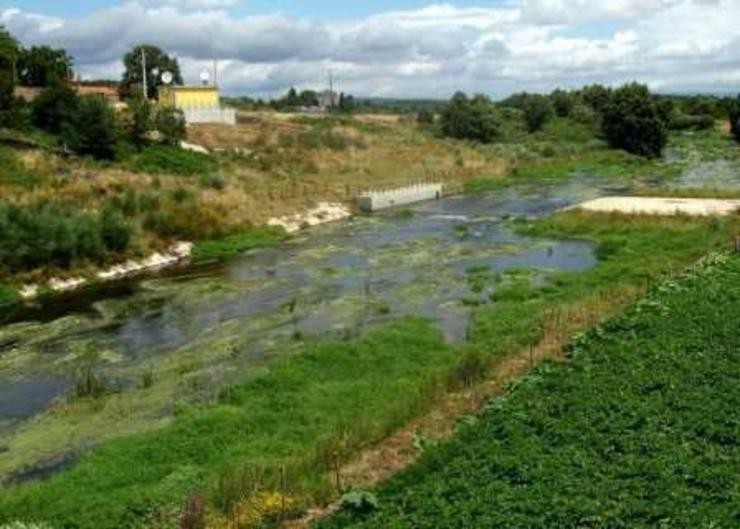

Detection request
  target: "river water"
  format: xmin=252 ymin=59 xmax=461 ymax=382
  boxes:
xmin=0 ymin=177 xmax=615 ymax=444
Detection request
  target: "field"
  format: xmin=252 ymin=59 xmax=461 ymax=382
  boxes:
xmin=319 ymin=251 xmax=740 ymax=528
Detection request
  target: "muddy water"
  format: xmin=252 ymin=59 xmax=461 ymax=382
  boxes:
xmin=0 ymin=178 xmax=610 ymax=438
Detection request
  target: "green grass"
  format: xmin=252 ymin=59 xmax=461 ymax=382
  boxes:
xmin=191 ymin=227 xmax=288 ymax=262
xmin=123 ymin=145 xmax=218 ymax=177
xmin=0 ymin=319 xmax=460 ymax=528
xmin=0 ymin=147 xmax=45 ymax=189
xmin=319 ymin=252 xmax=740 ymax=528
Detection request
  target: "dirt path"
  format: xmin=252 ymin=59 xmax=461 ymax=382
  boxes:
xmin=284 ymin=286 xmax=642 ymax=528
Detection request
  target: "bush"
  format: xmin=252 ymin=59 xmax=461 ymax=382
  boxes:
xmin=521 ymin=94 xmax=554 ymax=133
xmin=67 ymin=95 xmax=118 ymax=160
xmin=440 ymin=92 xmax=500 ymax=143
xmin=127 ymin=96 xmax=153 ymax=145
xmin=416 ymin=108 xmax=435 ymax=126
xmin=550 ymin=88 xmax=574 ymax=117
xmin=729 ymin=95 xmax=740 ymax=142
xmin=126 ymin=145 xmax=217 ymax=176
xmin=0 ymin=147 xmax=44 ymax=188
xmin=0 ymin=202 xmax=131 ymax=274
xmin=0 ymin=282 xmax=19 ymax=307
xmin=31 ymin=83 xmax=78 ymax=135
xmin=669 ymin=113 xmax=715 ymax=131
xmin=155 ymin=107 xmax=186 ymax=146
xmin=601 ymin=83 xmax=668 ymax=158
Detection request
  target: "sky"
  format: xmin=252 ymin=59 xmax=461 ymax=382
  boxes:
xmin=2 ymin=0 xmax=739 ymax=99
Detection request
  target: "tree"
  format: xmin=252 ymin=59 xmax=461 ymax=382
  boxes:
xmin=121 ymin=44 xmax=182 ymax=99
xmin=601 ymin=83 xmax=668 ymax=158
xmin=337 ymin=93 xmax=356 ymax=114
xmin=729 ymin=96 xmax=740 ymax=142
xmin=522 ymin=94 xmax=554 ymax=133
xmin=551 ymin=89 xmax=575 ymax=117
xmin=17 ymin=46 xmax=73 ymax=87
xmin=155 ymin=107 xmax=186 ymax=145
xmin=417 ymin=107 xmax=435 ymax=126
xmin=440 ymin=92 xmax=500 ymax=143
xmin=580 ymin=84 xmax=612 ymax=114
xmin=68 ymin=95 xmax=118 ymax=159
xmin=32 ymin=82 xmax=79 ymax=134
xmin=0 ymin=26 xmax=19 ymax=124
xmin=127 ymin=95 xmax=153 ymax=145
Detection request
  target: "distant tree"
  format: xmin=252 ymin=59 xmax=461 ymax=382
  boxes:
xmin=522 ymin=94 xmax=554 ymax=133
xmin=68 ymin=95 xmax=118 ymax=159
xmin=337 ymin=93 xmax=356 ymax=114
xmin=550 ymin=88 xmax=575 ymax=117
xmin=121 ymin=45 xmax=182 ymax=99
xmin=32 ymin=83 xmax=79 ymax=134
xmin=155 ymin=107 xmax=186 ymax=145
xmin=417 ymin=107 xmax=435 ymax=126
xmin=580 ymin=84 xmax=612 ymax=114
xmin=729 ymin=95 xmax=740 ymax=142
xmin=17 ymin=46 xmax=73 ymax=87
xmin=601 ymin=83 xmax=668 ymax=158
xmin=441 ymin=92 xmax=500 ymax=143
xmin=0 ymin=26 xmax=19 ymax=125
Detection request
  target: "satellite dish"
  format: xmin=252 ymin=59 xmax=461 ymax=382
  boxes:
xmin=199 ymin=70 xmax=211 ymax=85
xmin=161 ymin=71 xmax=173 ymax=85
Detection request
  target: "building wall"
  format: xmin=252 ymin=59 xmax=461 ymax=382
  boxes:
xmin=160 ymin=87 xmax=220 ymax=110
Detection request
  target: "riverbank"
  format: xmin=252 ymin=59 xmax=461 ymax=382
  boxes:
xmin=1 ymin=204 xmax=737 ymax=528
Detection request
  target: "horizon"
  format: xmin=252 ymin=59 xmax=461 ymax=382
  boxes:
xmin=3 ymin=1 xmax=740 ymax=99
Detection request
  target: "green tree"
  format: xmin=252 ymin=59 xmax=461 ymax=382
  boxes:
xmin=0 ymin=26 xmax=19 ymax=126
xmin=127 ymin=95 xmax=153 ymax=145
xmin=522 ymin=94 xmax=554 ymax=133
xmin=580 ymin=84 xmax=612 ymax=114
xmin=155 ymin=107 xmax=186 ymax=145
xmin=32 ymin=82 xmax=79 ymax=134
xmin=337 ymin=93 xmax=356 ymax=114
xmin=17 ymin=46 xmax=73 ymax=87
xmin=440 ymin=92 xmax=500 ymax=143
xmin=728 ymin=95 xmax=740 ymax=142
xmin=68 ymin=95 xmax=118 ymax=159
xmin=121 ymin=44 xmax=182 ymax=99
xmin=601 ymin=83 xmax=668 ymax=158
xmin=550 ymin=88 xmax=574 ymax=117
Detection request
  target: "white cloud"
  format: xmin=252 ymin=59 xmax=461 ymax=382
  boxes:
xmin=3 ymin=0 xmax=739 ymax=98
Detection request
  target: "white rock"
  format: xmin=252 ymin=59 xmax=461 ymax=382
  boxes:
xmin=180 ymin=141 xmax=210 ymax=154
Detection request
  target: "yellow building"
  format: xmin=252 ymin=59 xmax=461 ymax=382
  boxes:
xmin=158 ymin=86 xmax=220 ymax=110
xmin=158 ymin=85 xmax=235 ymax=125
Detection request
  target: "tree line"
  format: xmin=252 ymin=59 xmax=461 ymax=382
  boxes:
xmin=431 ymin=84 xmax=740 ymax=158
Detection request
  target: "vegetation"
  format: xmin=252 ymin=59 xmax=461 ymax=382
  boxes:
xmin=191 ymin=227 xmax=288 ymax=262
xmin=17 ymin=46 xmax=72 ymax=87
xmin=1 ymin=209 xmax=737 ymax=528
xmin=320 ymin=252 xmax=740 ymax=528
xmin=601 ymin=83 xmax=668 ymax=158
xmin=729 ymin=95 xmax=740 ymax=142
xmin=67 ymin=95 xmax=118 ymax=159
xmin=0 ymin=26 xmax=20 ymax=128
xmin=121 ymin=44 xmax=182 ymax=99
xmin=440 ymin=92 xmax=500 ymax=143
xmin=0 ymin=202 xmax=131 ymax=275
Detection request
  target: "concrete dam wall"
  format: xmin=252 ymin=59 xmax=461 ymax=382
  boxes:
xmin=358 ymin=183 xmax=444 ymax=212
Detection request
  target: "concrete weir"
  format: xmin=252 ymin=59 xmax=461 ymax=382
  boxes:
xmin=358 ymin=183 xmax=444 ymax=212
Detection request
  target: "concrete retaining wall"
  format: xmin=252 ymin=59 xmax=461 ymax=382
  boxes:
xmin=183 ymin=107 xmax=237 ymax=126
xmin=358 ymin=183 xmax=444 ymax=212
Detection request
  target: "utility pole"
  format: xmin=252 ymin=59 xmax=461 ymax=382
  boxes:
xmin=328 ymin=69 xmax=334 ymax=108
xmin=141 ymin=48 xmax=148 ymax=99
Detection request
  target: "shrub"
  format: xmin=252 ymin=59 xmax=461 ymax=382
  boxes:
xmin=728 ymin=95 xmax=740 ymax=142
xmin=155 ymin=107 xmax=186 ymax=146
xmin=0 ymin=202 xmax=131 ymax=274
xmin=601 ymin=83 xmax=668 ymax=158
xmin=0 ymin=283 xmax=19 ymax=307
xmin=67 ymin=95 xmax=118 ymax=160
xmin=440 ymin=92 xmax=501 ymax=143
xmin=31 ymin=83 xmax=79 ymax=135
xmin=550 ymin=88 xmax=575 ymax=117
xmin=669 ymin=113 xmax=715 ymax=131
xmin=340 ymin=491 xmax=379 ymax=516
xmin=127 ymin=96 xmax=153 ymax=145
xmin=522 ymin=94 xmax=554 ymax=133
xmin=0 ymin=147 xmax=44 ymax=188
xmin=126 ymin=145 xmax=217 ymax=176
xmin=416 ymin=108 xmax=435 ymax=126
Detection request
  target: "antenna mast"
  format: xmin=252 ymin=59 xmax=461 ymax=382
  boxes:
xmin=141 ymin=48 xmax=148 ymax=99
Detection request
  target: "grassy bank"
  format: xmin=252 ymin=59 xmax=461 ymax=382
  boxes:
xmin=191 ymin=227 xmax=288 ymax=263
xmin=320 ymin=252 xmax=740 ymax=528
xmin=0 ymin=210 xmax=737 ymax=528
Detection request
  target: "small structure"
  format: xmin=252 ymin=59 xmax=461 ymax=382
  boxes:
xmin=358 ymin=183 xmax=444 ymax=212
xmin=158 ymin=85 xmax=236 ymax=125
